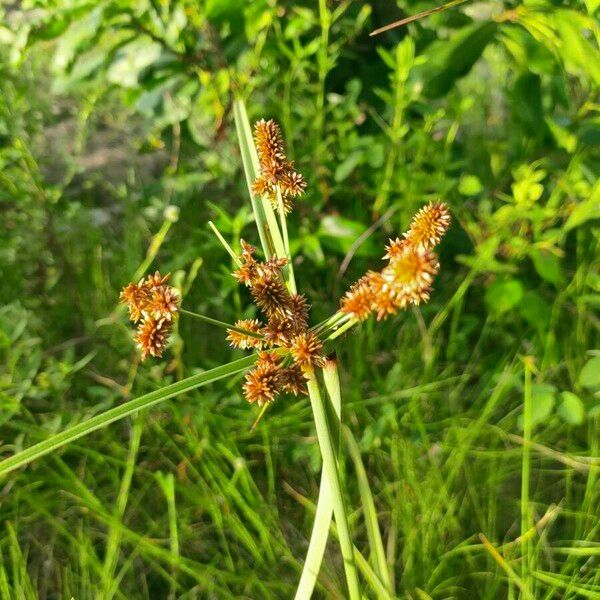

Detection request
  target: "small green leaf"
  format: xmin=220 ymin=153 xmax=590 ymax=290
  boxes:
xmin=564 ymin=186 xmax=600 ymax=231
xmin=318 ymin=216 xmax=375 ymax=256
xmin=531 ymin=249 xmax=562 ymax=285
xmin=557 ymin=391 xmax=585 ymax=425
xmin=526 ymin=384 xmax=556 ymax=429
xmin=334 ymin=151 xmax=363 ymax=182
xmin=458 ymin=174 xmax=483 ymax=196
xmin=421 ymin=21 xmax=498 ymax=98
xmin=579 ymin=356 xmax=600 ymax=389
xmin=485 ymin=279 xmax=523 ymax=315
xmin=519 ymin=290 xmax=551 ymax=332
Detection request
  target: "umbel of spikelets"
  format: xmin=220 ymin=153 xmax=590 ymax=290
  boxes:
xmin=341 ymin=202 xmax=450 ymax=322
xmin=228 ymin=240 xmax=323 ymax=405
xmin=120 ymin=271 xmax=180 ymax=360
xmin=251 ymin=119 xmax=306 ymax=214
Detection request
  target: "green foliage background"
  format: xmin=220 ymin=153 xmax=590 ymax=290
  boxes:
xmin=0 ymin=0 xmax=599 ymax=597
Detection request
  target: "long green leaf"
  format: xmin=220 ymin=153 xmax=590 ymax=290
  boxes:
xmin=344 ymin=425 xmax=392 ymax=593
xmin=0 ymin=355 xmax=257 ymax=477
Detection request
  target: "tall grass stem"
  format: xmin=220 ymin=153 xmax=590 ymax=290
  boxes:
xmin=304 ymin=365 xmax=360 ymax=600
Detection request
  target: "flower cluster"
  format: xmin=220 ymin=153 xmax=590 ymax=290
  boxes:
xmin=228 ymin=240 xmax=323 ymax=406
xmin=251 ymin=119 xmax=306 ymax=214
xmin=341 ymin=202 xmax=450 ymax=321
xmin=120 ymin=271 xmax=180 ymax=360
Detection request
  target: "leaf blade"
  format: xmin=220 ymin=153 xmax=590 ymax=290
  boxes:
xmin=0 ymin=355 xmax=257 ymax=477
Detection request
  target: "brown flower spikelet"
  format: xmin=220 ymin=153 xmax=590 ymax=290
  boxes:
xmin=281 ymin=364 xmax=308 ymax=396
xmin=404 ymin=202 xmax=451 ymax=249
xmin=280 ymin=170 xmax=307 ymax=198
xmin=251 ymin=272 xmax=291 ymax=317
xmin=263 ymin=313 xmax=294 ymax=347
xmin=227 ymin=319 xmax=265 ymax=349
xmin=382 ymin=245 xmax=439 ymax=307
xmin=145 ymin=285 xmax=180 ymax=321
xmin=341 ymin=203 xmax=449 ymax=322
xmin=289 ymin=332 xmax=324 ymax=368
xmin=144 ymin=271 xmax=171 ymax=289
xmin=383 ymin=237 xmax=410 ymax=260
xmin=121 ymin=271 xmax=180 ymax=360
xmin=364 ymin=272 xmax=397 ymax=321
xmin=254 ymin=119 xmax=286 ymax=164
xmin=243 ymin=357 xmax=284 ymax=406
xmin=288 ymin=293 xmax=310 ymax=331
xmin=120 ymin=281 xmax=148 ymax=322
xmin=134 ymin=317 xmax=171 ymax=361
xmin=252 ymin=118 xmax=305 ymax=213
xmin=340 ymin=274 xmax=375 ymax=321
xmin=234 ymin=240 xmax=258 ymax=286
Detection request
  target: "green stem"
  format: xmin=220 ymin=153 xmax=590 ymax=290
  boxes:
xmin=327 ymin=317 xmax=356 ymax=341
xmin=304 ymin=365 xmax=360 ymax=600
xmin=294 ymin=358 xmax=341 ymax=600
xmin=208 ymin=221 xmax=242 ymax=266
xmin=276 ymin=186 xmax=297 ymax=294
xmin=180 ymin=309 xmax=264 ymax=339
xmin=521 ymin=358 xmax=533 ymax=597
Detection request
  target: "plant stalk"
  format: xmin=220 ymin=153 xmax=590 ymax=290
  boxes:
xmin=304 ymin=365 xmax=360 ymax=600
xmin=521 ymin=358 xmax=533 ymax=597
xmin=180 ymin=309 xmax=264 ymax=339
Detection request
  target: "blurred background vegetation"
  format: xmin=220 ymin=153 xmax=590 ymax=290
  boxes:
xmin=1 ymin=0 xmax=599 ymax=597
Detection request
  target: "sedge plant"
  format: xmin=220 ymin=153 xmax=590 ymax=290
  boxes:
xmin=0 ymin=99 xmax=450 ymax=599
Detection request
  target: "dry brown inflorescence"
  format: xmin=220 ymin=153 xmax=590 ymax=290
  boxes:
xmin=251 ymin=119 xmax=307 ymax=214
xmin=340 ymin=201 xmax=450 ymax=322
xmin=229 ymin=240 xmax=323 ymax=406
xmin=120 ymin=271 xmax=180 ymax=360
xmin=119 ymin=119 xmax=451 ymax=410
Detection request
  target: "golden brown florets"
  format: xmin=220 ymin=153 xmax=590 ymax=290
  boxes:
xmin=340 ymin=203 xmax=450 ymax=323
xmin=243 ymin=357 xmax=284 ymax=406
xmin=280 ymin=170 xmax=307 ymax=199
xmin=252 ymin=118 xmax=306 ymax=214
xmin=251 ymin=274 xmax=291 ymax=317
xmin=382 ymin=245 xmax=439 ymax=307
xmin=134 ymin=316 xmax=171 ymax=360
xmin=121 ymin=271 xmax=180 ymax=360
xmin=404 ymin=202 xmax=451 ymax=249
xmin=145 ymin=285 xmax=180 ymax=321
xmin=227 ymin=319 xmax=265 ymax=350
xmin=234 ymin=240 xmax=258 ymax=286
xmin=281 ymin=364 xmax=308 ymax=396
xmin=340 ymin=274 xmax=376 ymax=321
xmin=383 ymin=237 xmax=410 ymax=260
xmin=254 ymin=119 xmax=286 ymax=164
xmin=288 ymin=293 xmax=310 ymax=331
xmin=289 ymin=332 xmax=324 ymax=368
xmin=263 ymin=313 xmax=294 ymax=347
xmin=120 ymin=281 xmax=148 ymax=322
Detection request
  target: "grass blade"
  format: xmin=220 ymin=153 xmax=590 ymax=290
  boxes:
xmin=369 ymin=0 xmax=468 ymax=36
xmin=344 ymin=425 xmax=393 ymax=593
xmin=0 ymin=355 xmax=257 ymax=477
xmin=101 ymin=415 xmax=143 ymax=599
xmin=521 ymin=358 xmax=534 ymax=596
